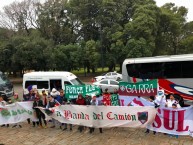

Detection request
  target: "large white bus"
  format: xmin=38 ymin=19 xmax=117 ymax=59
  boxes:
xmin=122 ymin=54 xmax=193 ymax=101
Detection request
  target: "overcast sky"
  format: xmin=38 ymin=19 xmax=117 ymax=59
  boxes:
xmin=0 ymin=0 xmax=192 ymax=21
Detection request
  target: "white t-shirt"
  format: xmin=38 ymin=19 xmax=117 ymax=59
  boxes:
xmin=166 ymin=99 xmax=181 ymax=108
xmin=154 ymin=95 xmax=166 ymax=107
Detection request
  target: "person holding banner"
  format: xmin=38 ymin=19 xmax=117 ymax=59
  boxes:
xmin=0 ymin=94 xmax=9 ymax=127
xmin=166 ymin=94 xmax=181 ymax=108
xmin=76 ymin=94 xmax=86 ymax=132
xmin=63 ymin=100 xmax=73 ymax=131
xmin=10 ymin=93 xmax=22 ymax=128
xmin=102 ymin=88 xmax=111 ymax=106
xmin=89 ymin=95 xmax=103 ymax=134
xmin=46 ymin=95 xmax=61 ymax=129
xmin=145 ymin=96 xmax=156 ymax=135
xmin=33 ymin=94 xmax=47 ymax=128
xmin=154 ymin=90 xmax=166 ymax=107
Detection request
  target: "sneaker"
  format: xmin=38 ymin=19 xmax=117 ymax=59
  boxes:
xmin=145 ymin=130 xmax=149 ymax=134
xmin=39 ymin=125 xmax=43 ymax=129
xmin=12 ymin=125 xmax=17 ymax=128
xmin=44 ymin=125 xmax=47 ymax=129
xmin=50 ymin=126 xmax=55 ymax=128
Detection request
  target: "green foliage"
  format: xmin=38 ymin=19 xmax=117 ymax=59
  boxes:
xmin=0 ymin=0 xmax=193 ymax=75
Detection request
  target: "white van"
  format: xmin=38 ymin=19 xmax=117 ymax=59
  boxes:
xmin=23 ymin=71 xmax=84 ymax=95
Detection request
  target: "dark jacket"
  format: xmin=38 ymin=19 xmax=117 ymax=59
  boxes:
xmin=33 ymin=100 xmax=44 ymax=117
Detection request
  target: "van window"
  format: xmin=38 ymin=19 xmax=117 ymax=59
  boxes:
xmin=25 ymin=81 xmax=49 ymax=89
xmin=64 ymin=81 xmax=72 ymax=85
xmin=50 ymin=80 xmax=62 ymax=90
xmin=70 ymin=78 xmax=84 ymax=85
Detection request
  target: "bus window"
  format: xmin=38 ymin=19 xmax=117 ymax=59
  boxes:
xmin=164 ymin=62 xmax=182 ymax=78
xmin=127 ymin=64 xmax=139 ymax=78
xmin=127 ymin=63 xmax=164 ymax=79
xmin=181 ymin=61 xmax=193 ymax=78
xmin=25 ymin=81 xmax=49 ymax=89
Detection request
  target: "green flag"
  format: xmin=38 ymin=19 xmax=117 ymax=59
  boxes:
xmin=119 ymin=80 xmax=158 ymax=96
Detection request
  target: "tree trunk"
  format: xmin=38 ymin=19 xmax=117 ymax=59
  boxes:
xmin=91 ymin=67 xmax=95 ymax=73
xmin=119 ymin=62 xmax=123 ymax=72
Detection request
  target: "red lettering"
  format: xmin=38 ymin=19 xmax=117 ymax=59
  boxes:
xmin=176 ymin=110 xmax=189 ymax=132
xmin=64 ymin=110 xmax=72 ymax=119
xmin=153 ymin=108 xmax=161 ymax=128
xmin=107 ymin=112 xmax=113 ymax=120
xmin=120 ymin=99 xmax=124 ymax=106
xmin=163 ymin=109 xmax=175 ymax=130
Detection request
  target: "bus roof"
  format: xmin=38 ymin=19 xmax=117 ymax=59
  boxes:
xmin=23 ymin=71 xmax=76 ymax=77
xmin=123 ymin=54 xmax=193 ymax=64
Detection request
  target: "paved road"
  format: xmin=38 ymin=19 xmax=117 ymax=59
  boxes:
xmin=0 ymin=84 xmax=191 ymax=145
xmin=0 ymin=122 xmax=193 ymax=145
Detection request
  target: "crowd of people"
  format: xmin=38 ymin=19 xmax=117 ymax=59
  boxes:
xmin=0 ymin=87 xmax=184 ymax=137
xmin=145 ymin=90 xmax=184 ymax=138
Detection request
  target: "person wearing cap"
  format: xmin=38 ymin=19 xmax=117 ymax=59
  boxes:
xmin=154 ymin=90 xmax=166 ymax=107
xmin=51 ymin=88 xmax=63 ymax=104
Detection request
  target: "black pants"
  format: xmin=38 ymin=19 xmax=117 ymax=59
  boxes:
xmin=146 ymin=129 xmax=156 ymax=134
xmin=89 ymin=127 xmax=103 ymax=133
xmin=27 ymin=118 xmax=30 ymax=124
xmin=78 ymin=126 xmax=84 ymax=132
xmin=37 ymin=111 xmax=47 ymax=126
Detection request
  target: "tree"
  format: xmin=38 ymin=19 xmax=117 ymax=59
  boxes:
xmin=154 ymin=3 xmax=188 ymax=55
xmin=0 ymin=0 xmax=40 ymax=35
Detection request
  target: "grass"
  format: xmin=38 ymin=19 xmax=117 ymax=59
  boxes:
xmin=71 ymin=67 xmax=120 ymax=76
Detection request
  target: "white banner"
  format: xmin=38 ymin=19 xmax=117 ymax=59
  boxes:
xmin=39 ymin=105 xmax=157 ymax=128
xmin=148 ymin=106 xmax=193 ymax=136
xmin=0 ymin=102 xmax=34 ymax=125
xmin=112 ymin=95 xmax=193 ymax=136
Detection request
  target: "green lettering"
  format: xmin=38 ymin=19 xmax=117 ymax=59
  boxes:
xmin=12 ymin=110 xmax=17 ymax=116
xmin=131 ymin=115 xmax=136 ymax=121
